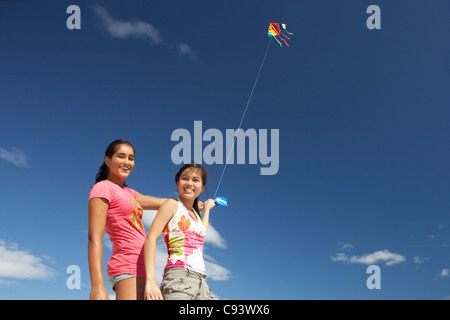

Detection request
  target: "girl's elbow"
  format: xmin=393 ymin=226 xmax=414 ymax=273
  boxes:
xmin=144 ymin=234 xmax=157 ymax=246
xmin=88 ymin=235 xmax=102 ymax=247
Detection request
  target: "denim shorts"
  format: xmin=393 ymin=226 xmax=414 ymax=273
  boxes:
xmin=160 ymin=267 xmax=213 ymax=300
xmin=107 ymin=274 xmax=137 ymax=291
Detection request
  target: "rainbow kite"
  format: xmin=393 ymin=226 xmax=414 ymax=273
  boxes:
xmin=267 ymin=22 xmax=293 ymax=47
xmin=213 ymin=23 xmax=293 ymax=203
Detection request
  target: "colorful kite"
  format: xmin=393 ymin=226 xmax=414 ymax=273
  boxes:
xmin=213 ymin=23 xmax=293 ymax=202
xmin=267 ymin=22 xmax=293 ymax=47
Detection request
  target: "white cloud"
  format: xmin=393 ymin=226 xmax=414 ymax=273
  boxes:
xmin=102 ymin=233 xmax=112 ymax=251
xmin=348 ymin=250 xmax=406 ymax=266
xmin=92 ymin=5 xmax=198 ymax=62
xmin=0 ymin=240 xmax=54 ymax=281
xmin=142 ymin=210 xmax=158 ymax=228
xmin=439 ymin=268 xmax=449 ymax=278
xmin=205 ymin=224 xmax=227 ymax=249
xmin=331 ymin=248 xmax=406 ymax=266
xmin=205 ymin=260 xmax=231 ymax=281
xmin=0 ymin=147 xmax=28 ymax=167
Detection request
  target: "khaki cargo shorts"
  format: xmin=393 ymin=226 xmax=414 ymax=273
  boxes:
xmin=160 ymin=267 xmax=214 ymax=300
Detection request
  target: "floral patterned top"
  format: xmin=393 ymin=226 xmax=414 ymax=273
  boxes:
xmin=162 ymin=199 xmax=207 ymax=275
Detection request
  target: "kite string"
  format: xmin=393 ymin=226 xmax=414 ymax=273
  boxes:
xmin=213 ymin=39 xmax=272 ymax=198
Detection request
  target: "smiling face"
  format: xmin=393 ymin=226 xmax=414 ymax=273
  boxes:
xmin=176 ymin=168 xmax=205 ymax=202
xmin=105 ymin=144 xmax=135 ymax=186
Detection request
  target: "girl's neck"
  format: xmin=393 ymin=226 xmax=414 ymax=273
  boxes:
xmin=179 ymin=197 xmax=201 ymax=221
xmin=179 ymin=197 xmax=195 ymax=212
xmin=106 ymin=176 xmax=125 ymax=188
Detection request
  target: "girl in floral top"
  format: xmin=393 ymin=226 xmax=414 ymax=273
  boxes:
xmin=144 ymin=163 xmax=216 ymax=300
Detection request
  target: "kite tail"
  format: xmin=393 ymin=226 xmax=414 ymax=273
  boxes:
xmin=272 ymin=36 xmax=283 ymax=47
xmin=281 ymin=24 xmax=293 ymax=35
xmin=280 ymin=31 xmax=291 ymax=40
xmin=280 ymin=37 xmax=289 ymax=47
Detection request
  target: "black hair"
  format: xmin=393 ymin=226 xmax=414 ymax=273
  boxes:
xmin=95 ymin=139 xmax=135 ymax=187
xmin=175 ymin=162 xmax=208 ymax=215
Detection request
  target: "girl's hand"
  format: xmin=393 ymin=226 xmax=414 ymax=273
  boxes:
xmin=203 ymin=199 xmax=216 ymax=211
xmin=89 ymin=285 xmax=109 ymax=300
xmin=145 ymin=281 xmax=164 ymax=300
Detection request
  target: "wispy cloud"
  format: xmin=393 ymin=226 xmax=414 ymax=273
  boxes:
xmin=92 ymin=5 xmax=163 ymax=44
xmin=330 ymin=243 xmax=354 ymax=262
xmin=413 ymin=256 xmax=430 ymax=264
xmin=430 ymin=223 xmax=447 ymax=239
xmin=92 ymin=5 xmax=198 ymax=62
xmin=176 ymin=42 xmax=199 ymax=63
xmin=0 ymin=240 xmax=54 ymax=281
xmin=0 ymin=147 xmax=28 ymax=167
xmin=342 ymin=243 xmax=355 ymax=251
xmin=330 ymin=252 xmax=348 ymax=263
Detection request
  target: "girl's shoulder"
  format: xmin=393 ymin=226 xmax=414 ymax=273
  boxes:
xmin=157 ymin=199 xmax=180 ymax=225
xmin=162 ymin=198 xmax=180 ymax=211
xmin=89 ymin=180 xmax=119 ymax=201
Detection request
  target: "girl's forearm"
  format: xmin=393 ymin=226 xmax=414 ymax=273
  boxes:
xmin=144 ymin=237 xmax=158 ymax=284
xmin=137 ymin=193 xmax=169 ymax=210
xmin=88 ymin=239 xmax=105 ymax=287
xmin=202 ymin=210 xmax=210 ymax=231
xmin=144 ymin=197 xmax=169 ymax=210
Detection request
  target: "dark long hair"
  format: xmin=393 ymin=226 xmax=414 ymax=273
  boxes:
xmin=175 ymin=162 xmax=208 ymax=215
xmin=95 ymin=139 xmax=135 ymax=187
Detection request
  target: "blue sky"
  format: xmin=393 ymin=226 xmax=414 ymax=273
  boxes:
xmin=0 ymin=0 xmax=449 ymax=300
